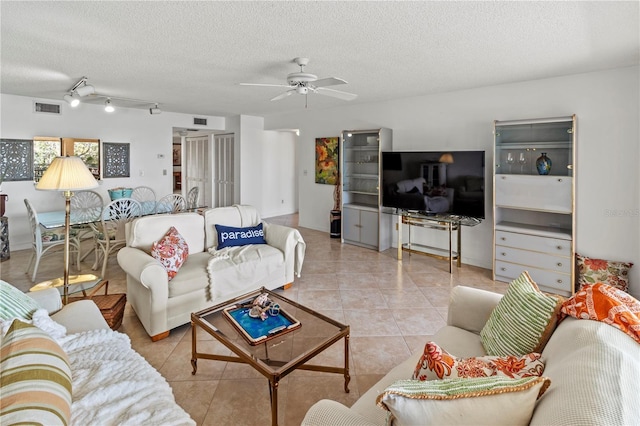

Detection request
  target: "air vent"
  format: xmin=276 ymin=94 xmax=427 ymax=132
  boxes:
xmin=193 ymin=117 xmax=207 ymax=126
xmin=34 ymin=102 xmax=61 ymax=114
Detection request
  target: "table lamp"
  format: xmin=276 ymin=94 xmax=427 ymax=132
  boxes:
xmin=36 ymin=156 xmax=98 ymax=304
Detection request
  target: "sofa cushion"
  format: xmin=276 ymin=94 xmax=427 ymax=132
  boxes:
xmin=151 ymin=226 xmax=189 ymax=280
xmin=0 ymin=319 xmax=72 ymax=426
xmin=126 ymin=213 xmax=205 ymax=254
xmin=413 ymin=341 xmax=544 ymax=380
xmin=532 ymin=317 xmax=640 ymax=425
xmin=561 ymin=283 xmax=640 ymax=344
xmin=214 ymin=223 xmax=266 ymax=249
xmin=377 ymin=376 xmax=550 ymax=426
xmin=167 ymin=252 xmax=214 ymax=298
xmin=204 ymin=205 xmax=261 ymax=249
xmin=576 ymin=253 xmax=633 ymax=292
xmin=0 ymin=280 xmax=41 ymax=321
xmin=480 ymin=271 xmax=563 ymax=356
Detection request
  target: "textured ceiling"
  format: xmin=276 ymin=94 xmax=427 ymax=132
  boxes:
xmin=1 ymin=1 xmax=638 ymax=118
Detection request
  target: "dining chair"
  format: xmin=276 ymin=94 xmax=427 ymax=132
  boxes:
xmin=91 ymin=198 xmax=142 ymax=279
xmin=132 ymin=186 xmax=156 ymax=215
xmin=70 ymin=190 xmax=104 ymax=261
xmin=24 ymin=199 xmax=81 ymax=282
xmin=187 ymin=186 xmax=200 ymax=210
xmin=156 ymin=194 xmax=187 ymax=214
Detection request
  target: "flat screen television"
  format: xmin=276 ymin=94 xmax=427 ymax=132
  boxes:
xmin=381 ymin=150 xmax=485 ymax=219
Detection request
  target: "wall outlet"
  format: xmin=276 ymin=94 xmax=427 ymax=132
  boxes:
xmin=139 ymin=169 xmax=144 ymax=177
xmin=157 ymin=154 xmax=165 ymax=159
xmin=163 ymin=169 xmax=167 ymax=176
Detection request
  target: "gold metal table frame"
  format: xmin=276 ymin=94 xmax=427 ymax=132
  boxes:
xmin=191 ymin=287 xmax=350 ymax=426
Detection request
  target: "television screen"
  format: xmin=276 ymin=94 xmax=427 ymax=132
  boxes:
xmin=381 ymin=150 xmax=485 ymax=219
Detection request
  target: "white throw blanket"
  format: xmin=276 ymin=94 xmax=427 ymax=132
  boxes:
xmin=58 ymin=329 xmax=195 ymax=426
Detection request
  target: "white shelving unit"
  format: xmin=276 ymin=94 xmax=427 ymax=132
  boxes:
xmin=341 ymin=128 xmax=392 ymax=251
xmin=493 ymin=115 xmax=576 ymax=296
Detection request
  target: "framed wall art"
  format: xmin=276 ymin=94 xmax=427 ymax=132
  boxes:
xmin=315 ymin=137 xmax=339 ymax=185
xmin=103 ymin=142 xmax=130 ymax=178
xmin=173 ymin=144 xmax=181 ymax=166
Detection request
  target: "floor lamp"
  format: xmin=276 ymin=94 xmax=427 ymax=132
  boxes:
xmin=36 ymin=156 xmax=98 ymax=304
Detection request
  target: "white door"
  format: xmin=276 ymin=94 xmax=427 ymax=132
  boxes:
xmin=213 ymin=133 xmax=235 ymax=207
xmin=184 ymin=136 xmax=210 ymax=208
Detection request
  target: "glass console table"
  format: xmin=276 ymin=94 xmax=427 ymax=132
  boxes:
xmin=396 ymin=212 xmax=482 ymax=273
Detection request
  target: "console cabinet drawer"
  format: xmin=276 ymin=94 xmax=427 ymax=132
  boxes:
xmin=495 ymin=261 xmax=571 ymax=295
xmin=495 ymin=245 xmax=571 ymax=274
xmin=495 ymin=231 xmax=571 ymax=256
xmin=495 ymin=175 xmax=572 ymax=213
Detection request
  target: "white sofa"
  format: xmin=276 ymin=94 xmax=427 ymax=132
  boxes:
xmin=117 ymin=205 xmax=305 ymax=341
xmin=302 ymin=286 xmax=640 ymax=425
xmin=4 ymin=286 xmax=195 ymax=425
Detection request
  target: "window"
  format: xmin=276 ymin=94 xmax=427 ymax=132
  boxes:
xmin=33 ymin=137 xmax=100 ymax=181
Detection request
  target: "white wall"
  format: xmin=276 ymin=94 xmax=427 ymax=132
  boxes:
xmin=265 ymin=66 xmax=640 ymax=298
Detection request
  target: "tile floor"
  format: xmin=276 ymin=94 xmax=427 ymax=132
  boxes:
xmin=1 ymin=213 xmax=509 ymax=425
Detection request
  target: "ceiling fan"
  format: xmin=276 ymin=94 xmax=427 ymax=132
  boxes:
xmin=240 ymin=57 xmax=357 ymax=106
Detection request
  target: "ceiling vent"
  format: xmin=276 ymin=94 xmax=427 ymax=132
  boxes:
xmin=34 ymin=101 xmax=61 ymax=114
xmin=193 ymin=117 xmax=207 ymax=126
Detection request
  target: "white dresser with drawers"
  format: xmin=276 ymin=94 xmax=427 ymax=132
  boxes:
xmin=493 ymin=116 xmax=576 ymax=296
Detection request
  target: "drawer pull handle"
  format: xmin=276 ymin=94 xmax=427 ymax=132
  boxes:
xmin=501 ymin=176 xmax=506 ymax=180
xmin=501 ymin=267 xmax=506 ymax=271
xmin=557 ymin=246 xmax=563 ymax=250
xmin=501 ymin=252 xmax=506 ymax=256
xmin=557 ymin=178 xmax=563 ymax=182
xmin=557 ymin=279 xmax=563 ymax=284
xmin=557 ymin=262 xmax=563 ymax=267
xmin=500 ymin=237 xmax=506 ymax=241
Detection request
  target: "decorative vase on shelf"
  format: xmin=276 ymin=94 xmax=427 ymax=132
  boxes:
xmin=535 ymin=153 xmax=552 ymax=175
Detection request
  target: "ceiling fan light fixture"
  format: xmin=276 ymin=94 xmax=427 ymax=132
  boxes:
xmin=64 ymin=93 xmax=80 ymax=107
xmin=104 ymin=98 xmax=115 ymax=112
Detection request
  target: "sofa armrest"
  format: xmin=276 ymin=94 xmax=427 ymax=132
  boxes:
xmin=263 ymin=222 xmax=306 ymax=279
xmin=117 ymin=247 xmax=169 ymax=291
xmin=302 ymin=400 xmax=379 ymax=426
xmin=447 ymin=286 xmax=503 ymax=334
xmin=51 ymin=300 xmax=110 ymax=333
xmin=27 ymin=288 xmax=63 ymax=314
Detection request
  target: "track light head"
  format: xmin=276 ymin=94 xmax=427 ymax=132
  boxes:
xmin=75 ymin=84 xmax=95 ymax=97
xmin=64 ymin=93 xmax=80 ymax=107
xmin=104 ymin=98 xmax=115 ymax=112
xmin=149 ymin=103 xmax=162 ymax=115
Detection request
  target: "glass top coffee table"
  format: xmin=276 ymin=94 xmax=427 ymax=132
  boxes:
xmin=191 ymin=287 xmax=350 ymax=426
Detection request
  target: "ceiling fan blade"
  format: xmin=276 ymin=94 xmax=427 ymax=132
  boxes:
xmin=312 ymin=77 xmax=347 ymax=88
xmin=270 ymin=90 xmax=294 ymax=101
xmin=315 ymin=87 xmax=358 ymax=101
xmin=240 ymin=83 xmax=292 ymax=88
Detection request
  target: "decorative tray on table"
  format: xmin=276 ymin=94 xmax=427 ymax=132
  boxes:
xmin=223 ymin=299 xmax=301 ymax=346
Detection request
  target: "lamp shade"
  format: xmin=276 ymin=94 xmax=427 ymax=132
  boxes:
xmin=439 ymin=153 xmax=454 ymax=164
xmin=36 ymin=156 xmax=98 ymax=192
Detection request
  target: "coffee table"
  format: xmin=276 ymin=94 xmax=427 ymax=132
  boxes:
xmin=191 ymin=287 xmax=350 ymax=426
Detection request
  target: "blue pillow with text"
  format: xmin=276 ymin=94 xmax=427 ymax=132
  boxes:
xmin=215 ymin=223 xmax=267 ymax=249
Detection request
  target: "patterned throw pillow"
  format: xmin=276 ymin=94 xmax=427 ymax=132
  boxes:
xmin=0 ymin=319 xmax=72 ymax=426
xmin=561 ymin=283 xmax=640 ymax=344
xmin=413 ymin=341 xmax=544 ymax=380
xmin=0 ymin=280 xmax=41 ymax=321
xmin=151 ymin=226 xmax=189 ymax=280
xmin=576 ymin=253 xmax=633 ymax=292
xmin=214 ymin=223 xmax=267 ymax=249
xmin=377 ymin=376 xmax=551 ymax=426
xmin=480 ymin=271 xmax=563 ymax=356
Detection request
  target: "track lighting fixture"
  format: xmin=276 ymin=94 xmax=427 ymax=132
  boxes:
xmin=75 ymin=83 xmax=95 ymax=97
xmin=64 ymin=92 xmax=80 ymax=107
xmin=104 ymin=98 xmax=115 ymax=112
xmin=149 ymin=103 xmax=162 ymax=115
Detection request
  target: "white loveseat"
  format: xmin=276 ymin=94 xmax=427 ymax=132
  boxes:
xmin=117 ymin=205 xmax=305 ymax=341
xmin=302 ymin=286 xmax=640 ymax=425
xmin=2 ymin=285 xmax=194 ymax=425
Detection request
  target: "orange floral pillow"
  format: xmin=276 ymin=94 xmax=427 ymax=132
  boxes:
xmin=576 ymin=253 xmax=633 ymax=291
xmin=412 ymin=341 xmax=545 ymax=381
xmin=561 ymin=283 xmax=640 ymax=344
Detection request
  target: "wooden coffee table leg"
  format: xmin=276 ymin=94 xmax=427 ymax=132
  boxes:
xmin=344 ymin=334 xmax=351 ymax=393
xmin=191 ymin=321 xmax=198 ymax=375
